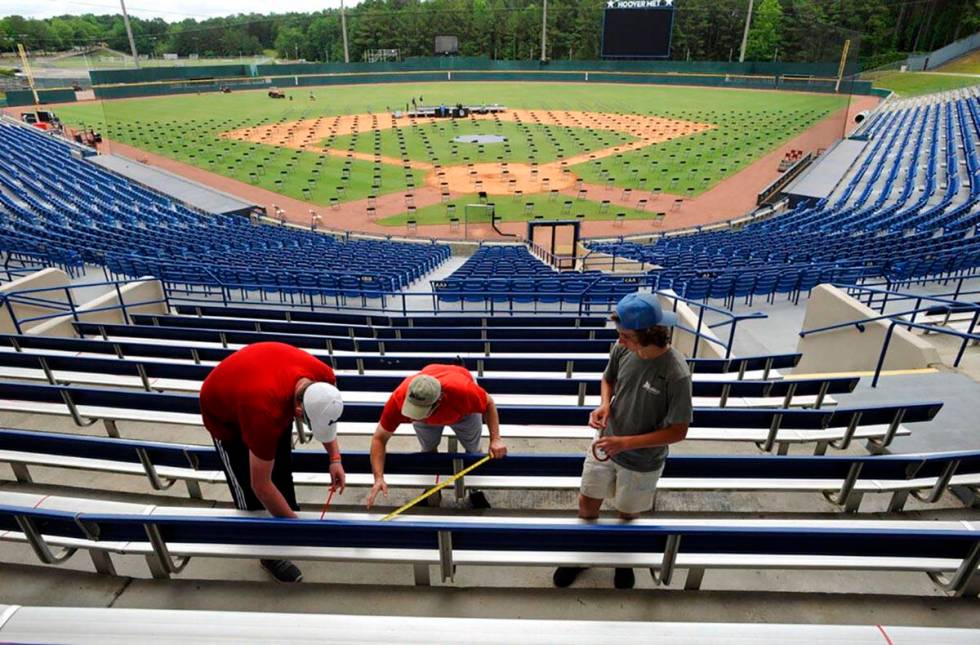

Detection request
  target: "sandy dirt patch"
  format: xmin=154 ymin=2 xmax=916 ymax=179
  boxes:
xmin=221 ymin=109 xmax=714 ymax=196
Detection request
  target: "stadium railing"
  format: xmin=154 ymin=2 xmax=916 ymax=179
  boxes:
xmin=0 ymin=380 xmax=941 ymax=454
xmin=1 ymin=492 xmax=977 ymax=594
xmin=1 ymin=429 xmax=973 ymax=513
xmin=0 ymin=349 xmax=857 ymax=408
xmin=0 ymin=333 xmax=803 ymax=380
xmin=800 ymin=283 xmax=980 ymax=385
xmin=0 ymin=278 xmax=767 ymax=359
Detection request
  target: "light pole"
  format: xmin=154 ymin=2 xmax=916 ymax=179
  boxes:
xmin=341 ymin=0 xmax=350 ymax=64
xmin=738 ymin=0 xmax=754 ymax=63
xmin=119 ymin=0 xmax=140 ymax=68
xmin=540 ymin=0 xmax=548 ymax=62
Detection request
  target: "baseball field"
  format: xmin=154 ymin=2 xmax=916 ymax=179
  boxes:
xmin=54 ymin=82 xmax=851 ymax=229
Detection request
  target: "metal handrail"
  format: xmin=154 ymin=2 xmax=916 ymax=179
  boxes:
xmin=841 ymin=278 xmax=980 ymax=315
xmin=796 ymin=285 xmax=980 ymax=386
xmin=169 ymin=281 xmax=764 ymax=358
xmin=0 ymin=274 xmax=765 ymax=359
xmin=797 ymin=283 xmax=980 ymax=338
xmin=873 ymin=320 xmax=980 ymax=387
xmin=0 ymin=278 xmax=168 ymax=334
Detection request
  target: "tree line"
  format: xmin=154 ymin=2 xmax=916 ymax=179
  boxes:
xmin=1 ymin=0 xmax=977 ymax=69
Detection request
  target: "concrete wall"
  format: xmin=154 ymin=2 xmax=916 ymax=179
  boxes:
xmin=29 ymin=278 xmax=167 ymax=337
xmin=795 ymin=284 xmax=941 ymax=373
xmin=659 ymin=290 xmax=725 ymax=359
xmin=0 ymin=268 xmax=71 ymax=334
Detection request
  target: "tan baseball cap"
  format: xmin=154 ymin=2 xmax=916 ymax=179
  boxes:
xmin=401 ymin=374 xmax=441 ymax=420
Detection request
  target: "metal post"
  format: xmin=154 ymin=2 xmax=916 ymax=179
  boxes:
xmin=871 ymin=322 xmax=897 ymax=388
xmin=738 ymin=0 xmax=755 ymax=63
xmin=540 ymin=0 xmax=548 ymax=62
xmin=120 ymin=0 xmax=141 ymax=68
xmin=692 ymin=306 xmax=705 ymax=357
xmin=341 ymin=0 xmax=351 ymax=63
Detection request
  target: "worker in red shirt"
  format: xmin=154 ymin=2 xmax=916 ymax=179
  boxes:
xmin=200 ymin=342 xmax=345 ymax=583
xmin=366 ymin=364 xmax=507 ymax=509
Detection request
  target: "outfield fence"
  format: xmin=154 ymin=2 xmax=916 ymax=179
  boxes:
xmin=3 ymin=58 xmax=873 ymax=107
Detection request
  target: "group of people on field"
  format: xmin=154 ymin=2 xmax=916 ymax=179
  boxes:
xmin=200 ymin=292 xmax=693 ymax=588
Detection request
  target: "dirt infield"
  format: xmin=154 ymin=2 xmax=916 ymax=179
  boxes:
xmin=68 ymin=94 xmax=879 ymax=241
xmin=220 ymin=109 xmax=714 ymax=197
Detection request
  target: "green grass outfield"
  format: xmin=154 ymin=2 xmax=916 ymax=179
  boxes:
xmin=868 ymin=71 xmax=979 ymax=97
xmin=55 ymin=82 xmax=846 ymax=223
xmin=378 ymin=192 xmax=655 ymax=227
xmin=936 ymin=51 xmax=980 ymax=75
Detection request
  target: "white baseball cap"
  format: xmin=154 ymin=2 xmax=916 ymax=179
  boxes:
xmin=302 ymin=382 xmax=344 ymax=443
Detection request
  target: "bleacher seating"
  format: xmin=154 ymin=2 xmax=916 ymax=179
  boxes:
xmin=1 ymin=88 xmax=977 ymax=607
xmin=2 ymin=428 xmax=975 ymax=513
xmin=1 ymin=606 xmax=975 ymax=644
xmin=2 ymin=491 xmax=978 ymax=594
xmin=0 ymin=121 xmax=450 ymax=293
xmin=0 ymin=379 xmax=940 ymax=454
xmin=433 ymin=245 xmax=651 ymax=305
xmin=589 ymin=89 xmax=980 ymax=304
xmin=0 ymin=347 xmax=859 ymax=407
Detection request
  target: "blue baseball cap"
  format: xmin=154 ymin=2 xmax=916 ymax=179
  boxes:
xmin=615 ymin=292 xmax=677 ymax=330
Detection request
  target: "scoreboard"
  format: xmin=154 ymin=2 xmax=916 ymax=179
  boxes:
xmin=601 ymin=0 xmax=675 ymax=59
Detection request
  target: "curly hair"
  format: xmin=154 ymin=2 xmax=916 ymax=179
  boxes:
xmin=611 ymin=314 xmax=672 ymax=348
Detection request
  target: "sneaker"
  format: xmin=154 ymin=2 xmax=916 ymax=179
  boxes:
xmin=467 ymin=490 xmax=491 ymax=509
xmin=553 ymin=566 xmax=586 ymax=588
xmin=614 ymin=567 xmax=635 ymax=590
xmin=261 ymin=559 xmax=303 ymax=583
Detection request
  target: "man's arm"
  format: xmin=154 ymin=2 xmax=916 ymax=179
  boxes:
xmin=594 ymin=372 xmax=692 ymax=456
xmin=589 ymin=376 xmax=615 ymax=429
xmin=593 ymin=423 xmax=688 ymax=457
xmin=366 ymin=424 xmax=394 ymax=508
xmin=323 ymin=438 xmax=345 ymax=494
xmin=249 ymin=452 xmax=297 ymax=518
xmin=484 ymin=396 xmax=507 ymax=458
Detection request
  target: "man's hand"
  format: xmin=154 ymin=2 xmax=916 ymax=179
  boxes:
xmin=366 ymin=479 xmax=388 ymax=509
xmin=489 ymin=439 xmax=508 ymax=459
xmin=593 ymin=435 xmax=629 ymax=458
xmin=329 ymin=461 xmax=346 ymax=494
xmin=589 ymin=403 xmax=611 ymax=430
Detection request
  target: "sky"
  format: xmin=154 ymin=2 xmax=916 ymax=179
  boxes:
xmin=0 ymin=0 xmax=355 ymax=22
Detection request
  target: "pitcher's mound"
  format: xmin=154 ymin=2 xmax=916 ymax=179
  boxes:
xmin=431 ymin=162 xmax=578 ymax=196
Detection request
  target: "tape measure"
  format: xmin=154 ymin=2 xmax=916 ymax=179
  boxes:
xmin=591 ymin=441 xmax=610 ymax=462
xmin=381 ymin=455 xmax=492 ymax=521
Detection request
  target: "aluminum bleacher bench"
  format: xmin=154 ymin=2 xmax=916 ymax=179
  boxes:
xmin=0 ymin=350 xmax=857 ymax=409
xmin=132 ymin=313 xmax=623 ymax=342
xmin=1 ymin=606 xmax=977 ymax=645
xmin=1 ymin=429 xmax=975 ymax=512
xmin=0 ymin=381 xmax=941 ymax=454
xmin=72 ymin=321 xmax=623 ymax=357
xmin=0 ymin=333 xmax=802 ymax=381
xmin=171 ymin=304 xmax=614 ymax=329
xmin=1 ymin=492 xmax=978 ymax=595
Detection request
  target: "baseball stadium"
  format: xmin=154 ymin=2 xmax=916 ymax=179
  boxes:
xmin=0 ymin=0 xmax=979 ymax=641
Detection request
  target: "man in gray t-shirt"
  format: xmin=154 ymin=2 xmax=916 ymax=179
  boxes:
xmin=554 ymin=292 xmax=693 ymax=591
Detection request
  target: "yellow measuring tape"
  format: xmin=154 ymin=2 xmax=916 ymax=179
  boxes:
xmin=381 ymin=455 xmax=492 ymax=521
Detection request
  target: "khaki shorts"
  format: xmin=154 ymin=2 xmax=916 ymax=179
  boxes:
xmin=412 ymin=413 xmax=483 ymax=453
xmin=580 ymin=447 xmax=664 ymax=515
